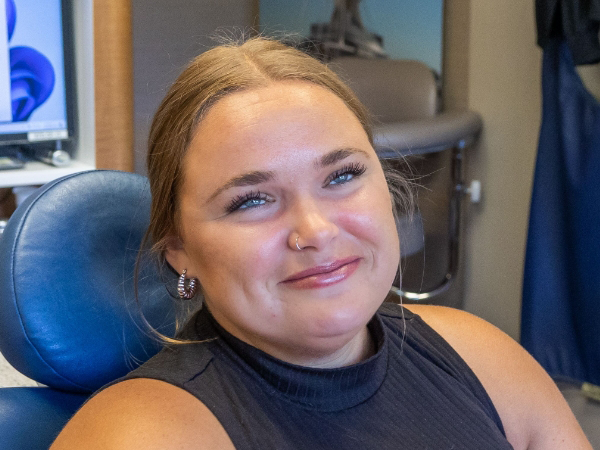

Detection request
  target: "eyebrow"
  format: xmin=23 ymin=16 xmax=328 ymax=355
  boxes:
xmin=207 ymin=147 xmax=371 ymax=203
xmin=207 ymin=170 xmax=275 ymax=203
xmin=316 ymin=147 xmax=371 ymax=168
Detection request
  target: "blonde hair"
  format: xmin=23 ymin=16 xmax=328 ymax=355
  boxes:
xmin=139 ymin=37 xmax=413 ymax=339
xmin=147 ymin=37 xmax=381 ymax=255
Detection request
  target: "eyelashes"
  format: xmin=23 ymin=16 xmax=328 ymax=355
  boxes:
xmin=323 ymin=162 xmax=367 ymax=187
xmin=225 ymin=190 xmax=270 ymax=213
xmin=225 ymin=162 xmax=368 ymax=214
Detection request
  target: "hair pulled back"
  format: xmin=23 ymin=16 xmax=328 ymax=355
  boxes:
xmin=146 ymin=37 xmax=376 ymax=259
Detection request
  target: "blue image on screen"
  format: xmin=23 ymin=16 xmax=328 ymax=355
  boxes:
xmin=7 ymin=0 xmax=59 ymax=122
xmin=2 ymin=0 xmax=67 ymax=132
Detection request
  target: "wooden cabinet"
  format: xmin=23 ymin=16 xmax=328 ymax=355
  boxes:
xmin=94 ymin=0 xmax=133 ymax=171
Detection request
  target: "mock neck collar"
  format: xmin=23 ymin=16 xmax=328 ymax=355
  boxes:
xmin=195 ymin=307 xmax=388 ymax=412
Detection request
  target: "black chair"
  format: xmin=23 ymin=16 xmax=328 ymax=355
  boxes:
xmin=330 ymin=57 xmax=483 ymax=300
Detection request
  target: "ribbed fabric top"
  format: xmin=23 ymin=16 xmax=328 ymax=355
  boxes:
xmin=115 ymin=302 xmax=513 ymax=449
xmin=211 ymin=310 xmax=387 ymax=412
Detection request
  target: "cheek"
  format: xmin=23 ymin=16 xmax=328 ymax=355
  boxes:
xmin=184 ymin=223 xmax=287 ymax=291
xmin=338 ymin=186 xmax=400 ymax=253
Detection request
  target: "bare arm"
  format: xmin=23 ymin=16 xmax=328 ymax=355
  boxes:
xmin=50 ymin=378 xmax=235 ymax=450
xmin=406 ymin=305 xmax=591 ymax=450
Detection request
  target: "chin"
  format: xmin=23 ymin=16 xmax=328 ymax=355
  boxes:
xmin=306 ymin=294 xmax=382 ymax=339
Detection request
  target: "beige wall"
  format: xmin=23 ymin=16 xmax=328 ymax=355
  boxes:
xmin=448 ymin=1 xmax=542 ymax=339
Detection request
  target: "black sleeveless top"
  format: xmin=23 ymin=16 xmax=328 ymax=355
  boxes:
xmin=115 ymin=302 xmax=513 ymax=449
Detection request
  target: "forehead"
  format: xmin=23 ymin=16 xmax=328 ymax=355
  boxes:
xmin=186 ymin=81 xmax=369 ymax=167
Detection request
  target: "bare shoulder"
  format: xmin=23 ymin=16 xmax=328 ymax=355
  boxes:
xmin=404 ymin=304 xmax=591 ymax=450
xmin=50 ymin=378 xmax=234 ymax=450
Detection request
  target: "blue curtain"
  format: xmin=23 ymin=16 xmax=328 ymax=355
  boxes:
xmin=522 ymin=39 xmax=600 ymax=385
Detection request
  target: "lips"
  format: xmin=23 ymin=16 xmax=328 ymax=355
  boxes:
xmin=282 ymin=257 xmax=361 ymax=289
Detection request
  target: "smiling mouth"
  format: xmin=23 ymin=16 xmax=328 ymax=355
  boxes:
xmin=282 ymin=257 xmax=361 ymax=289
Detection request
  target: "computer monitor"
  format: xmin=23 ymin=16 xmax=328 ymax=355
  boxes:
xmin=0 ymin=0 xmax=74 ymax=146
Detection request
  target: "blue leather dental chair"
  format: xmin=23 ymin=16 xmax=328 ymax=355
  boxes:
xmin=0 ymin=170 xmax=181 ymax=449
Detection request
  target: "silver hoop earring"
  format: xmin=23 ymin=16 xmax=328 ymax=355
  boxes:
xmin=177 ymin=269 xmax=198 ymax=299
xmin=295 ymin=235 xmax=304 ymax=251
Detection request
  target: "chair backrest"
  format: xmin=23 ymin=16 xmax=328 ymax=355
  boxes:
xmin=329 ymin=57 xmax=439 ymax=123
xmin=0 ymin=170 xmax=181 ymax=393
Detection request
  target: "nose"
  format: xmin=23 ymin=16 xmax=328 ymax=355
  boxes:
xmin=288 ymin=198 xmax=339 ymax=251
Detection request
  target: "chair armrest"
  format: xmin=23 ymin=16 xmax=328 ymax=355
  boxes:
xmin=373 ymin=110 xmax=483 ymax=158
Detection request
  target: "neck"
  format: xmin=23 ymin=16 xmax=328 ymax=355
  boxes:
xmin=302 ymin=325 xmax=375 ymax=369
xmin=205 ymin=305 xmax=376 ymax=369
xmin=235 ymin=324 xmax=376 ymax=369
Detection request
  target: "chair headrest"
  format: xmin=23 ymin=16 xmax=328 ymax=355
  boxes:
xmin=0 ymin=170 xmax=179 ymax=393
xmin=329 ymin=58 xmax=438 ymax=122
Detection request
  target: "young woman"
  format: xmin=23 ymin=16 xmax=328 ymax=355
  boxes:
xmin=51 ymin=38 xmax=590 ymax=449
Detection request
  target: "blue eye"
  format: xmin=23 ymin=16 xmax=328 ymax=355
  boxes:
xmin=330 ymin=172 xmax=354 ymax=185
xmin=325 ymin=162 xmax=367 ymax=187
xmin=226 ymin=191 xmax=270 ymax=213
xmin=239 ymin=197 xmax=266 ymax=209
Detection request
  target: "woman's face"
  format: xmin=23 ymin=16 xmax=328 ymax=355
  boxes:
xmin=167 ymin=81 xmax=400 ymax=366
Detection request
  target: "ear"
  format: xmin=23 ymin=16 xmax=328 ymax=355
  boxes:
xmin=163 ymin=235 xmax=190 ymax=276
